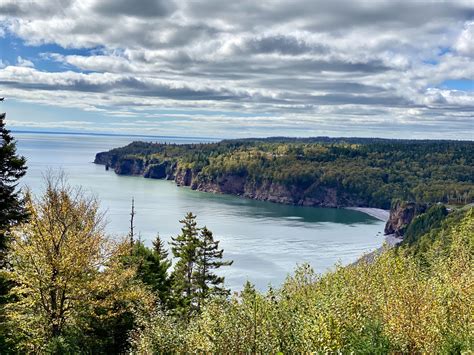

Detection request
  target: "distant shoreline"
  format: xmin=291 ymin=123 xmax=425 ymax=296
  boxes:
xmin=11 ymin=130 xmax=474 ymax=143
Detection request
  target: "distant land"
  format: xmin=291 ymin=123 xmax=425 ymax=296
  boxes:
xmin=12 ymin=130 xmax=474 ymax=142
xmin=95 ymin=137 xmax=474 ymax=210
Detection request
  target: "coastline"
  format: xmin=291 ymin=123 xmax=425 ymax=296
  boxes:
xmin=345 ymin=207 xmax=390 ymax=222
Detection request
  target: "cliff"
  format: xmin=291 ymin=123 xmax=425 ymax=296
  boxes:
xmin=194 ymin=178 xmax=356 ymax=207
xmin=94 ymin=138 xmax=473 ymax=212
xmin=114 ymin=157 xmax=145 ymax=175
xmin=94 ymin=152 xmax=365 ymax=208
xmin=384 ymin=201 xmax=427 ymax=236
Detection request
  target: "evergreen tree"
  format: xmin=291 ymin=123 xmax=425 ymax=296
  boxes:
xmin=130 ymin=234 xmax=172 ymax=307
xmin=4 ymin=174 xmax=153 ymax=352
xmin=0 ymin=99 xmax=27 ymax=352
xmin=151 ymin=234 xmax=173 ymax=307
xmin=194 ymin=227 xmax=233 ymax=310
xmin=153 ymin=233 xmax=169 ymax=261
xmin=170 ymin=212 xmax=200 ymax=315
xmin=0 ymin=103 xmax=27 ymax=256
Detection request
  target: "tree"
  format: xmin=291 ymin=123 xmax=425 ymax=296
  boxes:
xmin=170 ymin=212 xmax=200 ymax=315
xmin=0 ymin=102 xmax=27 ymax=252
xmin=128 ymin=234 xmax=172 ymax=308
xmin=0 ymin=100 xmax=28 ymax=352
xmin=4 ymin=174 xmax=152 ymax=352
xmin=194 ymin=227 xmax=232 ymax=310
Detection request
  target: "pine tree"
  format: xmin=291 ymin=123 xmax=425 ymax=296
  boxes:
xmin=194 ymin=226 xmax=233 ymax=310
xmin=135 ymin=234 xmax=172 ymax=307
xmin=0 ymin=101 xmax=27 ymax=256
xmin=170 ymin=212 xmax=200 ymax=315
xmin=0 ymin=99 xmax=27 ymax=352
xmin=120 ymin=232 xmax=172 ymax=311
xmin=153 ymin=233 xmax=169 ymax=261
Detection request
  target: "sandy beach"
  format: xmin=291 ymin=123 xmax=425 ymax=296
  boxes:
xmin=345 ymin=207 xmax=390 ymax=222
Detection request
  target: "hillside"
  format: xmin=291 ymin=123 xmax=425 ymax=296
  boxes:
xmin=132 ymin=207 xmax=474 ymax=353
xmin=95 ymin=138 xmax=474 ymax=209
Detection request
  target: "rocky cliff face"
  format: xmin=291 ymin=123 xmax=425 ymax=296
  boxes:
xmin=175 ymin=168 xmax=193 ymax=186
xmin=144 ymin=161 xmax=175 ymax=179
xmin=114 ymin=157 xmax=145 ymax=175
xmin=94 ymin=152 xmax=372 ymax=208
xmin=384 ymin=201 xmax=427 ymax=236
xmin=194 ymin=176 xmax=363 ymax=207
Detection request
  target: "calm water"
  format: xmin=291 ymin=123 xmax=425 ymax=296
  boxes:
xmin=15 ymin=131 xmax=385 ymax=291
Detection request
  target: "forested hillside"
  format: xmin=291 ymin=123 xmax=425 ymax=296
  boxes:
xmin=3 ymin=174 xmax=472 ymax=353
xmin=96 ymin=138 xmax=474 ymax=209
xmin=131 ymin=206 xmax=474 ymax=353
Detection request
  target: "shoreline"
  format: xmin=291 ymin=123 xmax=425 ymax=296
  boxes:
xmin=95 ymin=160 xmax=396 ymax=216
xmin=345 ymin=207 xmax=390 ymax=222
xmin=354 ymin=234 xmax=403 ymax=265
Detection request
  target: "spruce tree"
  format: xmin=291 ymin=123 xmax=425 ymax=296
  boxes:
xmin=0 ymin=99 xmax=27 ymax=351
xmin=194 ymin=226 xmax=233 ymax=310
xmin=123 ymin=234 xmax=172 ymax=308
xmin=146 ymin=234 xmax=172 ymax=306
xmin=170 ymin=212 xmax=200 ymax=315
xmin=153 ymin=233 xmax=170 ymax=262
xmin=0 ymin=101 xmax=27 ymax=255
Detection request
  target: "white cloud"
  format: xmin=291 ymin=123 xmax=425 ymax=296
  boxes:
xmin=455 ymin=21 xmax=474 ymax=57
xmin=16 ymin=56 xmax=34 ymax=67
xmin=0 ymin=0 xmax=473 ymax=137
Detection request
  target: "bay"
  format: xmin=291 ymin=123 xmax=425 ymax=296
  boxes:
xmin=15 ymin=131 xmax=385 ymax=291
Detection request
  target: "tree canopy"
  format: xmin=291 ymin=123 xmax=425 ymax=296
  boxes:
xmin=96 ymin=137 xmax=474 ymax=209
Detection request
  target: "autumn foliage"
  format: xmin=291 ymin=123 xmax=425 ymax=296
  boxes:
xmin=1 ymin=174 xmax=472 ymax=353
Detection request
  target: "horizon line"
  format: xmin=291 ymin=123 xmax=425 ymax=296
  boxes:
xmin=10 ymin=129 xmax=474 ymax=143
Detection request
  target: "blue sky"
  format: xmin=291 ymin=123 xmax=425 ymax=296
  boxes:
xmin=0 ymin=0 xmax=473 ymax=139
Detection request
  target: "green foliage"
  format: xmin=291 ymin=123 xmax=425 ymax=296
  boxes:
xmin=125 ymin=235 xmax=172 ymax=307
xmin=98 ymin=138 xmax=474 ymax=209
xmin=171 ymin=212 xmax=201 ymax=315
xmin=194 ymin=227 xmax=233 ymax=310
xmin=170 ymin=213 xmax=232 ymax=316
xmin=133 ymin=208 xmax=474 ymax=353
xmin=3 ymin=175 xmax=155 ymax=353
xmin=0 ymin=106 xmax=28 ymax=352
xmin=0 ymin=110 xmax=28 ymax=249
xmin=403 ymin=204 xmax=448 ymax=246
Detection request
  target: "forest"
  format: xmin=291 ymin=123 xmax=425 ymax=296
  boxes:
xmin=1 ymin=174 xmax=472 ymax=353
xmin=96 ymin=137 xmax=474 ymax=209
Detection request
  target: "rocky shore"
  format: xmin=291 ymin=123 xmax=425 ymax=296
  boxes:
xmin=95 ymin=151 xmax=426 ymax=245
xmin=94 ymin=153 xmax=369 ymax=208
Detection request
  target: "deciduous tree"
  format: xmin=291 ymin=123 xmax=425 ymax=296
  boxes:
xmin=5 ymin=174 xmax=153 ymax=352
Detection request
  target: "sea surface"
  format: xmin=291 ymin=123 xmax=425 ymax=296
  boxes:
xmin=15 ymin=131 xmax=385 ymax=291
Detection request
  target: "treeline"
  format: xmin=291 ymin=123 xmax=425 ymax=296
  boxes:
xmin=96 ymin=138 xmax=474 ymax=209
xmin=1 ymin=174 xmax=233 ymax=353
xmin=2 ymin=175 xmax=473 ymax=353
xmin=133 ymin=207 xmax=474 ymax=353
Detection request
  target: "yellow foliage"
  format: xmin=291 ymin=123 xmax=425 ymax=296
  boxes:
xmin=133 ymin=208 xmax=474 ymax=353
xmin=5 ymin=174 xmax=154 ymax=352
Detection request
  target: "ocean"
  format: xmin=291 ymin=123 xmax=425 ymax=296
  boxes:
xmin=15 ymin=131 xmax=384 ymax=291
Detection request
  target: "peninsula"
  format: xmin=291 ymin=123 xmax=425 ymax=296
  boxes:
xmin=95 ymin=137 xmax=474 ymax=210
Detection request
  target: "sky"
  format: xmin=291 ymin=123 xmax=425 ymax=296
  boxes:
xmin=0 ymin=0 xmax=473 ymax=139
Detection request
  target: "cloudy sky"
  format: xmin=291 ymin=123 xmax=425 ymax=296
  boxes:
xmin=0 ymin=0 xmax=473 ymax=139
